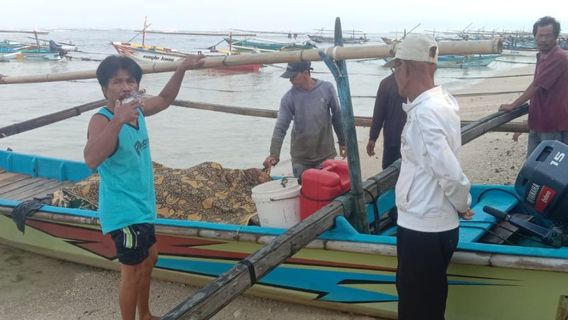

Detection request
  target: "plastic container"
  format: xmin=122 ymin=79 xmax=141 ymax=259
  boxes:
xmin=515 ymin=140 xmax=568 ymax=222
xmin=251 ymin=178 xmax=302 ymax=228
xmin=299 ymin=160 xmax=350 ymax=220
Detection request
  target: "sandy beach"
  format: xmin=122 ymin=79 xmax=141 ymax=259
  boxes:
xmin=0 ymin=63 xmax=534 ymax=320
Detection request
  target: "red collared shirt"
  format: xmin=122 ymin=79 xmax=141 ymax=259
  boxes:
xmin=529 ymin=45 xmax=568 ymax=131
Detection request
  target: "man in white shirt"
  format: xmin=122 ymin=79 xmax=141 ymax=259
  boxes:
xmin=385 ymin=34 xmax=474 ymax=320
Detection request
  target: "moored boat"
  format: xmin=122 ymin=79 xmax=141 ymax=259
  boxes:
xmin=0 ymin=149 xmax=567 ymax=320
xmin=111 ymin=42 xmax=261 ymax=73
xmin=224 ymin=37 xmax=316 ymax=53
xmin=308 ymin=34 xmax=368 ymax=44
xmin=437 ymin=54 xmax=499 ymax=68
xmin=0 ymin=40 xmax=67 ymax=61
xmin=383 ymin=54 xmax=499 ymax=69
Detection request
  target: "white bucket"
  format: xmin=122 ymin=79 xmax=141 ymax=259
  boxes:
xmin=251 ymin=178 xmax=301 ymax=228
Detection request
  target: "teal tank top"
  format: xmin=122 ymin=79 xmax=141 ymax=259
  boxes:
xmin=96 ymin=107 xmax=156 ymax=234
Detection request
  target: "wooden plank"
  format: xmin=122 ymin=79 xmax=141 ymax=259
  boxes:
xmin=0 ymin=176 xmax=37 ymax=194
xmin=20 ymin=182 xmax=68 ymax=201
xmin=0 ymin=172 xmax=31 ymax=186
xmin=13 ymin=180 xmax=63 ymax=201
xmin=0 ymin=178 xmax=52 ymax=199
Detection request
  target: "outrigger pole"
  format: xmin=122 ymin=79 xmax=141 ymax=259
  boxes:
xmin=319 ymin=17 xmax=368 ymax=233
xmin=0 ymin=99 xmax=527 ymax=140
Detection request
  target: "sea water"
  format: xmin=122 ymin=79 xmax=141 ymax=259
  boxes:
xmin=0 ymin=29 xmax=531 ymax=171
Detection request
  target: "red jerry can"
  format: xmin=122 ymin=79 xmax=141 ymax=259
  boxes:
xmin=299 ymin=160 xmax=351 ymax=220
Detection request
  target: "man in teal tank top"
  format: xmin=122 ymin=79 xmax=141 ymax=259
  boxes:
xmin=84 ymin=54 xmax=204 ymax=320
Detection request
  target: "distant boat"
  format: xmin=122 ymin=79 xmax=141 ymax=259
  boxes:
xmin=224 ymin=37 xmax=316 ymax=53
xmin=383 ymin=54 xmax=499 ymax=69
xmin=111 ymin=42 xmax=261 ymax=73
xmin=112 ymin=17 xmax=261 ymax=73
xmin=0 ymin=40 xmax=66 ymax=61
xmin=308 ymin=34 xmax=368 ymax=44
xmin=437 ymin=54 xmax=499 ymax=68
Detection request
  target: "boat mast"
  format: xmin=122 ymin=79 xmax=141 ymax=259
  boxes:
xmin=142 ymin=16 xmax=148 ymax=46
xmin=33 ymin=30 xmax=40 ymax=48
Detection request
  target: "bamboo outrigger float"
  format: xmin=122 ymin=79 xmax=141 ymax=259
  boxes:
xmin=1 ymin=17 xmax=567 ymax=320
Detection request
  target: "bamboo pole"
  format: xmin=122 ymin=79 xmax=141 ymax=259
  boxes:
xmin=171 ymin=99 xmax=528 ymax=132
xmin=0 ymin=29 xmax=49 ymax=35
xmin=0 ymin=39 xmax=502 ymax=85
xmin=0 ymin=97 xmax=527 ymax=140
xmin=354 ymin=90 xmax=526 ymax=99
xmin=137 ymin=30 xmax=256 ymax=37
xmin=0 ymin=99 xmax=106 ymax=138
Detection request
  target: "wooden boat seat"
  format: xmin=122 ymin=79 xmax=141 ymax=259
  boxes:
xmin=459 ymin=191 xmax=519 ymax=242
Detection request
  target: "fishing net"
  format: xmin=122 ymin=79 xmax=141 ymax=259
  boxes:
xmin=51 ymin=162 xmax=271 ymax=225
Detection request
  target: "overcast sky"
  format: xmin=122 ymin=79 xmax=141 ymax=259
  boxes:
xmin=3 ymin=0 xmax=568 ymax=34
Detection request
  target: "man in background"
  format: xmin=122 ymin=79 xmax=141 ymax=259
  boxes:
xmin=263 ymin=61 xmax=346 ymax=179
xmin=366 ymin=72 xmax=406 ymax=169
xmin=500 ymin=16 xmax=568 ymax=156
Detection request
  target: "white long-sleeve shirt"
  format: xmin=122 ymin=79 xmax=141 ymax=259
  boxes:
xmin=395 ymin=86 xmax=471 ymax=232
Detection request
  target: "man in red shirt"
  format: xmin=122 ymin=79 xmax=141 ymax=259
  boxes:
xmin=500 ymin=16 xmax=568 ymax=156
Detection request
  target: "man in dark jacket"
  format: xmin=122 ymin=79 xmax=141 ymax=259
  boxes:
xmin=366 ymin=72 xmax=406 ymax=169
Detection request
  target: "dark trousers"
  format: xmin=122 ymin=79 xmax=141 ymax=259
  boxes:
xmin=396 ymin=226 xmax=459 ymax=320
xmin=382 ymin=145 xmax=401 ymax=169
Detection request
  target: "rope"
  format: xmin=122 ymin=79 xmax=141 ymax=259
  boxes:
xmin=240 ymin=259 xmax=257 ymax=285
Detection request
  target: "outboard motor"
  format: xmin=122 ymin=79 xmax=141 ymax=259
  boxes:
xmin=484 ymin=140 xmax=568 ymax=247
xmin=515 ymin=140 xmax=568 ymax=223
xmin=49 ymin=40 xmax=67 ymax=58
xmin=49 ymin=40 xmax=61 ymax=51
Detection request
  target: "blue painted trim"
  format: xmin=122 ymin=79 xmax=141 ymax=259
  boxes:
xmin=0 ymin=150 xmax=93 ymax=182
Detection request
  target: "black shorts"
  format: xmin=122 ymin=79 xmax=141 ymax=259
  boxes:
xmin=109 ymin=223 xmax=156 ymax=265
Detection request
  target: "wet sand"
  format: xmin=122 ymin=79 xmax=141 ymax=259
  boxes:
xmin=0 ymin=64 xmax=534 ymax=320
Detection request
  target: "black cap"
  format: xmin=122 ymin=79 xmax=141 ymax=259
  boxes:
xmin=280 ymin=61 xmax=313 ymax=78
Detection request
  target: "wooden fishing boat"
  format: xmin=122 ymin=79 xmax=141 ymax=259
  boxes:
xmin=0 ymin=149 xmax=567 ymax=320
xmin=0 ymin=40 xmax=66 ymax=61
xmin=308 ymin=34 xmax=368 ymax=44
xmin=111 ymin=42 xmax=261 ymax=73
xmin=437 ymin=54 xmax=499 ymax=68
xmin=224 ymin=37 xmax=316 ymax=53
xmin=383 ymin=54 xmax=499 ymax=69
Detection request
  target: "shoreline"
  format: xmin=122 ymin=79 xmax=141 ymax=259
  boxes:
xmin=0 ymin=64 xmax=535 ymax=320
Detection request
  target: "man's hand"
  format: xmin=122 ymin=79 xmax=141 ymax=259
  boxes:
xmin=114 ymin=100 xmax=139 ymax=124
xmin=263 ymin=155 xmax=279 ymax=169
xmin=458 ymin=208 xmax=475 ymax=220
xmin=499 ymin=103 xmax=515 ymax=112
xmin=180 ymin=54 xmax=205 ymax=70
xmin=366 ymin=140 xmax=376 ymax=156
xmin=512 ymin=132 xmax=522 ymax=142
xmin=339 ymin=144 xmax=347 ymax=159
